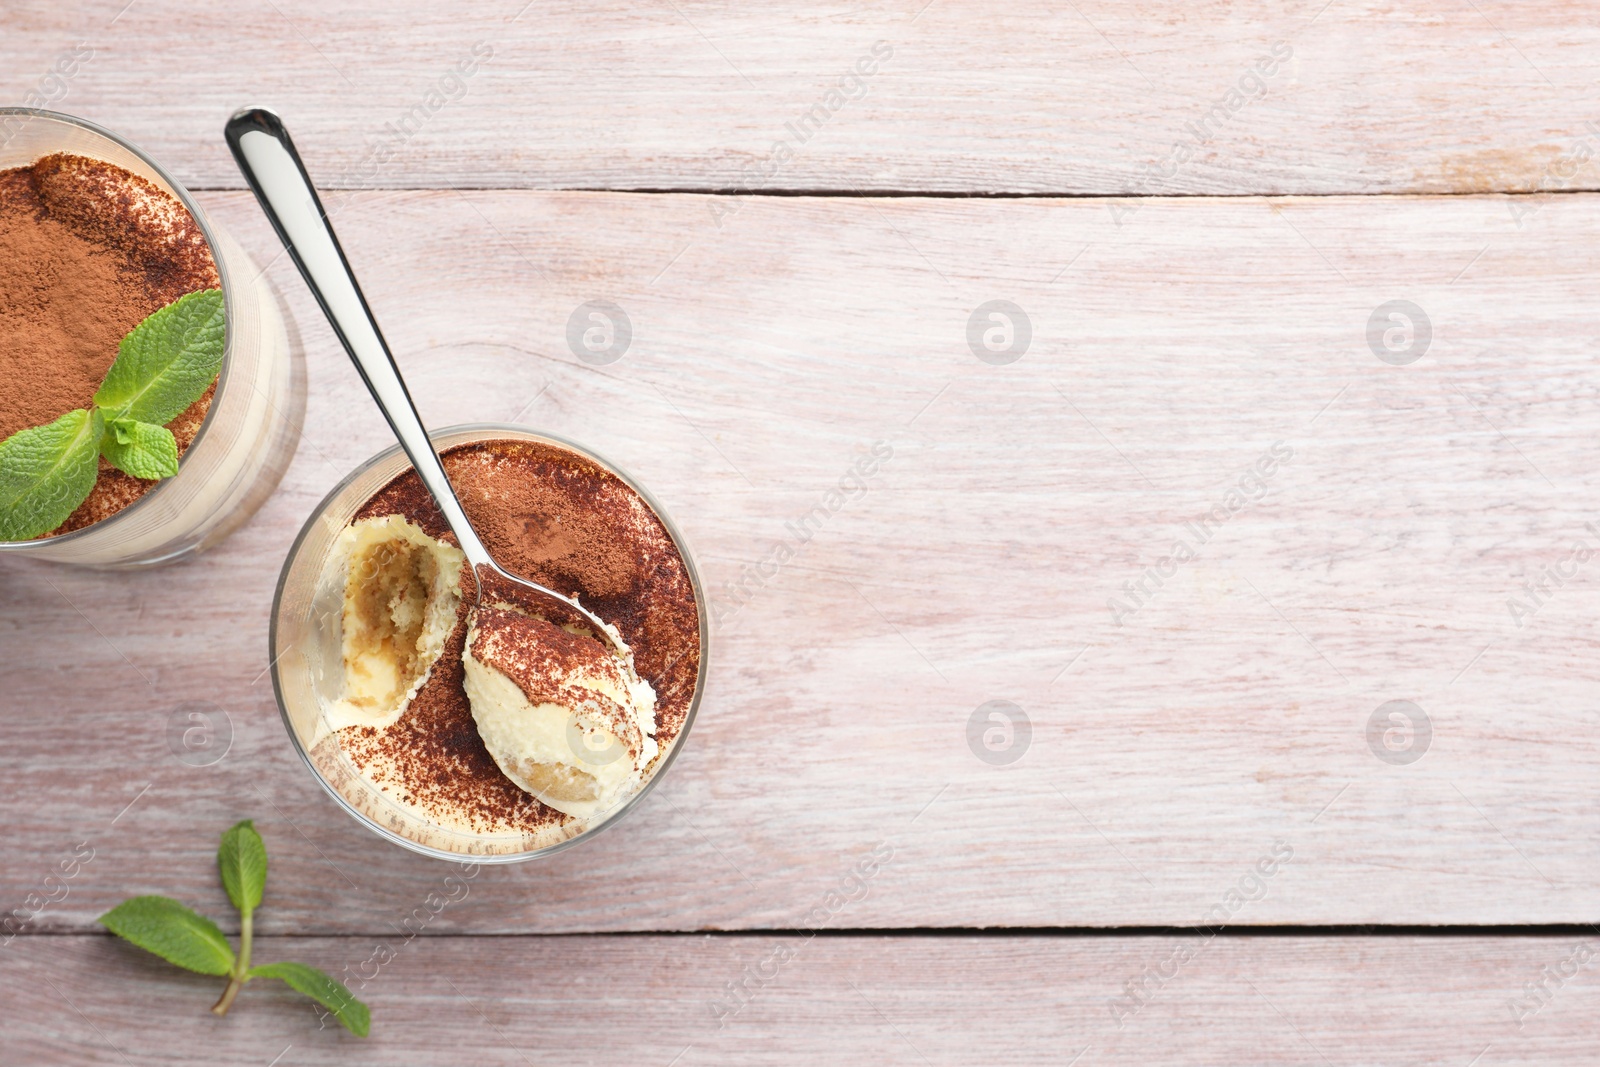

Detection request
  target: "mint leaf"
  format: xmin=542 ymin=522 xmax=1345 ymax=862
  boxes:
xmin=248 ymin=962 xmax=370 ymax=1036
xmin=94 ymin=289 xmax=224 ymax=426
xmin=217 ymin=820 xmax=267 ymax=915
xmin=99 ymin=895 xmax=235 ymax=976
xmin=101 ymin=819 xmax=375 ymax=1033
xmin=100 ymin=418 xmax=179 ymax=480
xmin=0 ymin=407 xmax=104 ymax=540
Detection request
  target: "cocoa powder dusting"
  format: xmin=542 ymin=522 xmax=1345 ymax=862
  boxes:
xmin=0 ymin=152 xmax=220 ymax=535
xmin=344 ymin=439 xmax=701 ymax=834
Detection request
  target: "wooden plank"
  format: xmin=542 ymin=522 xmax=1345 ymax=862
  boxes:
xmin=4 ymin=933 xmax=1599 ymax=1064
xmin=2 ymin=188 xmax=1600 ymax=931
xmin=3 ymin=1 xmax=1600 ymax=195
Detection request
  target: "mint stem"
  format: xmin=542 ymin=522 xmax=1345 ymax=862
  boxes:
xmin=210 ymin=908 xmax=253 ymax=1016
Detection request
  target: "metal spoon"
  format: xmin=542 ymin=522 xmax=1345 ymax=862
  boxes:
xmin=225 ymin=106 xmax=620 ymax=650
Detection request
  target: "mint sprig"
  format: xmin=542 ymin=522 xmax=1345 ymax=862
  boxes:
xmin=0 ymin=288 xmax=223 ymax=541
xmin=98 ymin=820 xmax=370 ymax=1036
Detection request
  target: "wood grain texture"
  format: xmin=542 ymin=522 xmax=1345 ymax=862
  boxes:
xmin=2 ymin=189 xmax=1598 ymax=931
xmin=4 ymin=933 xmax=1599 ymax=1065
xmin=3 ymin=1 xmax=1600 ymax=194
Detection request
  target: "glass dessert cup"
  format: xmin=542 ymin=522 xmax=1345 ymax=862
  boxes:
xmin=271 ymin=425 xmax=708 ymax=862
xmin=0 ymin=109 xmax=302 ymax=567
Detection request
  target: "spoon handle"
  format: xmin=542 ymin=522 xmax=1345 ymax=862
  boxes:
xmin=224 ymin=106 xmax=491 ymax=569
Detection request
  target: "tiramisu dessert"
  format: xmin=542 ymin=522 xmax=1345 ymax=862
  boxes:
xmin=0 ymin=151 xmax=224 ymax=539
xmin=308 ymin=438 xmax=701 ymax=851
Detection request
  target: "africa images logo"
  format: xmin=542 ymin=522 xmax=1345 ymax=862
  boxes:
xmin=1108 ymin=441 xmax=1293 ymax=626
xmin=1110 ymin=42 xmax=1292 ymax=225
xmin=710 ymin=41 xmax=894 ymax=229
xmin=711 ymin=441 xmax=893 ymax=627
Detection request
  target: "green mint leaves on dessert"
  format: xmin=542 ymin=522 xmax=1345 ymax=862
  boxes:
xmin=0 ymin=288 xmax=223 ymax=540
xmin=0 ymin=407 xmax=104 ymax=540
xmin=94 ymin=288 xmax=226 ymax=426
xmin=100 ymin=418 xmax=180 ymax=480
xmin=98 ymin=820 xmax=370 ymax=1036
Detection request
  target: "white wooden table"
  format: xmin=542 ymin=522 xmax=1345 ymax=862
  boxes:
xmin=4 ymin=2 xmax=1599 ymax=1062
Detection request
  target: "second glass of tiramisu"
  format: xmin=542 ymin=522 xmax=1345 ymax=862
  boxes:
xmin=0 ymin=110 xmax=300 ymax=566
